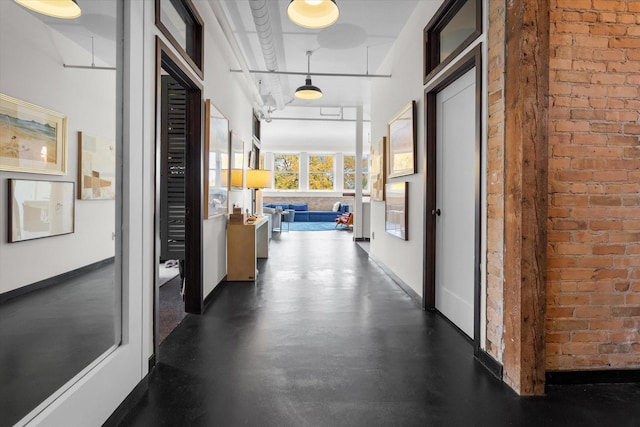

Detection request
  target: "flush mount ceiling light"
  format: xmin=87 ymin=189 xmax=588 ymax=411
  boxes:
xmin=15 ymin=0 xmax=81 ymax=19
xmin=295 ymin=51 xmax=323 ymax=100
xmin=287 ymin=0 xmax=339 ymax=29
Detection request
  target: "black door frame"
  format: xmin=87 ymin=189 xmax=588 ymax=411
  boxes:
xmin=423 ymin=45 xmax=482 ymax=354
xmin=154 ymin=37 xmax=204 ymax=356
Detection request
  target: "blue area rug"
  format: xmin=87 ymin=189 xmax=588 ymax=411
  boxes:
xmin=284 ymin=221 xmax=343 ymax=231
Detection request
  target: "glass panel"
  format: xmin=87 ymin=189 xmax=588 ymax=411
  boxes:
xmin=344 ymin=155 xmax=356 ymax=190
xmin=344 ymin=155 xmax=369 ymax=190
xmin=440 ymin=0 xmax=476 ymax=62
xmin=274 ymin=154 xmax=299 ymax=190
xmin=159 ymin=0 xmax=198 ymax=64
xmin=0 ymin=1 xmax=120 ymax=425
xmin=309 ymin=155 xmax=334 ymax=190
xmin=361 ymin=155 xmax=369 ymax=189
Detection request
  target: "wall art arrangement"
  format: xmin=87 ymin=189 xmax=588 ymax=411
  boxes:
xmin=8 ymin=179 xmax=75 ymax=243
xmin=0 ymin=93 xmax=67 ymax=175
xmin=370 ymin=136 xmax=386 ymax=201
xmin=230 ymin=131 xmax=244 ymax=190
xmin=78 ymin=132 xmax=116 ymax=200
xmin=387 ymin=100 xmax=416 ymax=178
xmin=385 ymin=181 xmax=408 ymax=240
xmin=204 ymin=99 xmax=230 ymax=218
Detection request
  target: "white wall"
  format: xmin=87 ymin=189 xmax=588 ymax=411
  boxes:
xmin=196 ymin=3 xmax=255 ymax=298
xmin=369 ymin=1 xmax=443 ymax=297
xmin=0 ymin=2 xmax=116 ymax=294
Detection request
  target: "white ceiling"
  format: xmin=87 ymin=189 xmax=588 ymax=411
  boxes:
xmin=21 ymin=0 xmax=427 ymax=154
xmin=218 ymin=0 xmax=423 ymax=153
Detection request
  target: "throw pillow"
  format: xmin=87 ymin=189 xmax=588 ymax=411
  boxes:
xmin=332 ymin=201 xmax=341 ymax=212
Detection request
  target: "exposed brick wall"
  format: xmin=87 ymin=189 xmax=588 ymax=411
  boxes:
xmin=547 ymin=0 xmax=640 ymax=370
xmin=486 ymin=0 xmax=506 ymax=363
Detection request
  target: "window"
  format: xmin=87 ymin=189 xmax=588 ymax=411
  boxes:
xmin=344 ymin=155 xmax=369 ymax=190
xmin=274 ymin=154 xmax=299 ymax=190
xmin=423 ymin=0 xmax=481 ymax=83
xmin=309 ymin=155 xmax=334 ymax=190
xmin=156 ymin=0 xmax=204 ymax=78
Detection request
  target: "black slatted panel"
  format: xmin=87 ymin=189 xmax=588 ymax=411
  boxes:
xmin=161 ymin=76 xmax=186 ymax=260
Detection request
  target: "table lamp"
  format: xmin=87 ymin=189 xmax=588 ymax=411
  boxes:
xmin=245 ymin=169 xmax=272 ymax=216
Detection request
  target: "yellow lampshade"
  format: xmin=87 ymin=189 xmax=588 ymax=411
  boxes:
xmin=15 ymin=0 xmax=81 ymax=19
xmin=287 ymin=0 xmax=339 ymax=29
xmin=230 ymin=169 xmax=243 ymax=188
xmin=246 ymin=169 xmax=272 ymax=189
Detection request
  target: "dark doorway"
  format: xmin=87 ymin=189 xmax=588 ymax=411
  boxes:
xmin=154 ymin=37 xmax=203 ymax=358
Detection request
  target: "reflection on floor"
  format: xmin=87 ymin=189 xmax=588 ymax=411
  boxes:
xmin=119 ymin=232 xmax=640 ymax=426
xmin=0 ymin=263 xmax=116 ymax=427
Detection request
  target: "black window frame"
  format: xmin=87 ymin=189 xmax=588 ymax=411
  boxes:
xmin=423 ymin=0 xmax=482 ymax=84
xmin=155 ymin=0 xmax=204 ymax=80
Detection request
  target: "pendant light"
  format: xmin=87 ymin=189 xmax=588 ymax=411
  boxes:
xmin=15 ymin=0 xmax=81 ymax=19
xmin=295 ymin=51 xmax=323 ymax=100
xmin=287 ymin=0 xmax=339 ymax=29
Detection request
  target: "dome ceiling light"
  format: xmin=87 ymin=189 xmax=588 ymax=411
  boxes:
xmin=15 ymin=0 xmax=81 ymax=19
xmin=294 ymin=51 xmax=323 ymax=100
xmin=287 ymin=0 xmax=339 ymax=29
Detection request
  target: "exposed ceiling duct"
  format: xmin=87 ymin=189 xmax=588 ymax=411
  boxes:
xmin=248 ymin=0 xmax=286 ymax=111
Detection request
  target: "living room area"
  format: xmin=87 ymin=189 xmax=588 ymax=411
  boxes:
xmin=263 ymin=195 xmax=354 ymax=232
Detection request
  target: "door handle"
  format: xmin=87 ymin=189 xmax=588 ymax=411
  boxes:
xmin=432 ymin=209 xmax=441 ymax=216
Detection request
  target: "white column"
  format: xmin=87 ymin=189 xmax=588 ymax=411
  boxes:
xmin=355 ymin=106 xmax=363 ymax=239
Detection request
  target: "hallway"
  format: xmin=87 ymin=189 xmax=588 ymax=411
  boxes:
xmin=118 ymin=232 xmax=640 ymax=426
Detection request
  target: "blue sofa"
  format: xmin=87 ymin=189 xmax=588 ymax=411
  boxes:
xmin=263 ymin=203 xmax=349 ymax=222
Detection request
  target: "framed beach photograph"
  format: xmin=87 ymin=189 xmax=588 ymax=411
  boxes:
xmin=370 ymin=136 xmax=386 ymax=201
xmin=8 ymin=179 xmax=75 ymax=243
xmin=230 ymin=131 xmax=244 ymax=190
xmin=204 ymin=99 xmax=230 ymax=218
xmin=387 ymin=100 xmax=416 ymax=178
xmin=0 ymin=93 xmax=67 ymax=175
xmin=385 ymin=181 xmax=408 ymax=240
xmin=78 ymin=132 xmax=116 ymax=200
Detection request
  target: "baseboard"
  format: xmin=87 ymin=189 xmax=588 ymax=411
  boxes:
xmin=475 ymin=349 xmax=503 ymax=380
xmin=102 ymin=374 xmax=149 ymax=427
xmin=354 ymin=237 xmax=370 ymax=242
xmin=203 ymin=279 xmax=229 ymax=310
xmin=367 ymin=252 xmax=422 ymax=308
xmin=546 ymin=369 xmax=640 ymax=385
xmin=0 ymin=257 xmax=115 ymax=303
xmin=148 ymin=354 xmax=156 ymax=372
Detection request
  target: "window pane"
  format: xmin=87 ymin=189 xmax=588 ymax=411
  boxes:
xmin=274 ymin=154 xmax=299 ymax=190
xmin=309 ymin=155 xmax=334 ymax=190
xmin=440 ymin=0 xmax=476 ymax=62
xmin=343 ymin=156 xmax=355 ymax=190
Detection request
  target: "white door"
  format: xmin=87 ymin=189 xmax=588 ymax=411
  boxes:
xmin=435 ymin=68 xmax=476 ymax=338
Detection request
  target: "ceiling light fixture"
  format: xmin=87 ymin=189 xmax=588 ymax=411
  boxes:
xmin=295 ymin=51 xmax=323 ymax=100
xmin=15 ymin=0 xmax=81 ymax=19
xmin=287 ymin=0 xmax=339 ymax=29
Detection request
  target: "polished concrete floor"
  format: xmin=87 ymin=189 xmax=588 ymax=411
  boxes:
xmin=119 ymin=232 xmax=640 ymax=427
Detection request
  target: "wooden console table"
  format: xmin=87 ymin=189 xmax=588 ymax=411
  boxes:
xmin=226 ymin=216 xmax=269 ymax=281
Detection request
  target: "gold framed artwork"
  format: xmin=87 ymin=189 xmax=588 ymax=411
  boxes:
xmin=387 ymin=100 xmax=416 ymax=178
xmin=385 ymin=181 xmax=408 ymax=240
xmin=0 ymin=93 xmax=67 ymax=175
xmin=204 ymin=99 xmax=230 ymax=218
xmin=370 ymin=136 xmax=386 ymax=201
xmin=8 ymin=179 xmax=75 ymax=243
xmin=78 ymin=132 xmax=116 ymax=200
